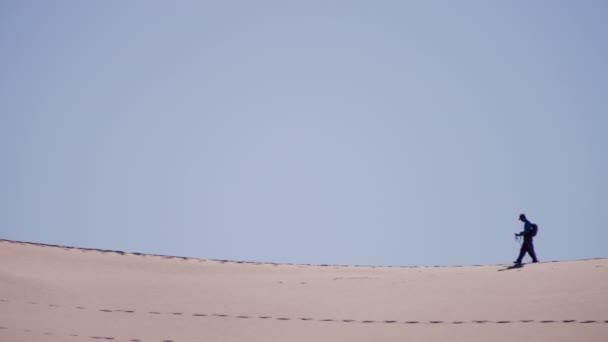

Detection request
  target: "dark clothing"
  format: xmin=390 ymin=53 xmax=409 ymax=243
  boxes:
xmin=516 ymin=236 xmax=538 ymax=263
xmin=520 ymin=220 xmax=535 ymax=238
xmin=515 ymin=219 xmax=538 ymax=263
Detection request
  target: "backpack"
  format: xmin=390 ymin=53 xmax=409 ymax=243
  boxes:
xmin=530 ymin=223 xmax=538 ymax=237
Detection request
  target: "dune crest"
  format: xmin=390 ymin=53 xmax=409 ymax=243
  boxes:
xmin=1 ymin=239 xmax=606 ymax=342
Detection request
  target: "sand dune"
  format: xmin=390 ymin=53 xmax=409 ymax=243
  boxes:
xmin=1 ymin=239 xmax=606 ymax=341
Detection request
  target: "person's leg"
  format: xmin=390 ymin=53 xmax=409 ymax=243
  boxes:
xmin=515 ymin=243 xmax=526 ymax=264
xmin=528 ymin=239 xmax=538 ymax=262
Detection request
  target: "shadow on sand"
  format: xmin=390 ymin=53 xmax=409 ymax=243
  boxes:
xmin=498 ymin=264 xmax=524 ymax=272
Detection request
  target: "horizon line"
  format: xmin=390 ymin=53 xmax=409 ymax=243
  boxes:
xmin=2 ymin=238 xmax=606 ymax=269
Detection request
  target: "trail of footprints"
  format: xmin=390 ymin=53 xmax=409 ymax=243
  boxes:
xmin=1 ymin=298 xmax=607 ymax=341
xmin=2 ymin=298 xmax=607 ymax=327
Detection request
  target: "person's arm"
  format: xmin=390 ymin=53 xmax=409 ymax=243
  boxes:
xmin=515 ymin=222 xmax=530 ymax=236
xmin=521 ymin=222 xmax=532 ymax=236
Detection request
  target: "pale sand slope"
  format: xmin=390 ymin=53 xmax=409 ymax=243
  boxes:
xmin=1 ymin=240 xmax=607 ymax=342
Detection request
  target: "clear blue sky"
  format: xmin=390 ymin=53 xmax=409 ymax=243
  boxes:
xmin=2 ymin=1 xmax=607 ymax=266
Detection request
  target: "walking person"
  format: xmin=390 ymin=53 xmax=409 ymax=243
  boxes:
xmin=514 ymin=214 xmax=539 ymax=265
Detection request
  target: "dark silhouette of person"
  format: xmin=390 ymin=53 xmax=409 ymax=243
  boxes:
xmin=514 ymin=213 xmax=538 ymax=264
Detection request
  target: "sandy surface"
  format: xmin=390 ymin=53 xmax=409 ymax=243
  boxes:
xmin=1 ymin=239 xmax=607 ymax=341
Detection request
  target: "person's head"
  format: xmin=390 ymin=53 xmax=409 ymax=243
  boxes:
xmin=519 ymin=214 xmax=527 ymax=222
